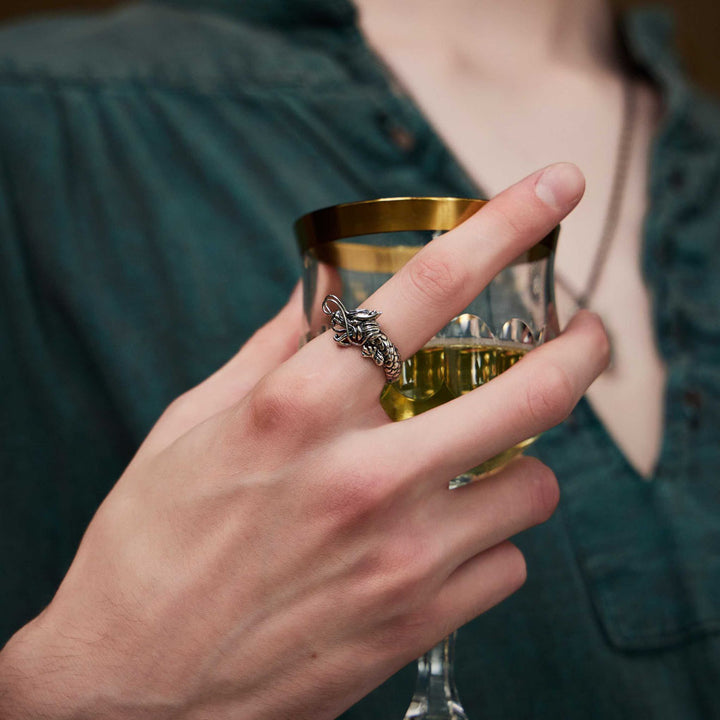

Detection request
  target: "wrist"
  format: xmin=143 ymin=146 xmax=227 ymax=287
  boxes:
xmin=0 ymin=613 xmax=93 ymax=720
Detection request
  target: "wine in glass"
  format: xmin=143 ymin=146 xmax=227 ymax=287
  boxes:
xmin=295 ymin=197 xmax=559 ymax=719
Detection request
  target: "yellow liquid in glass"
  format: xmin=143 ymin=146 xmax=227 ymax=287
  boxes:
xmin=380 ymin=343 xmax=534 ymax=479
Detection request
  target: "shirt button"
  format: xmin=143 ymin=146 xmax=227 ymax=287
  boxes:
xmin=683 ymin=389 xmax=703 ymax=428
xmin=388 ymin=124 xmax=416 ymax=152
xmin=376 ymin=112 xmax=416 ymax=152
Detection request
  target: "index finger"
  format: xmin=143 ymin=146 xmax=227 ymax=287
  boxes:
xmin=302 ymin=162 xmax=584 ymax=392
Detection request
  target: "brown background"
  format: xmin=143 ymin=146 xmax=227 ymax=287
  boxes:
xmin=1 ymin=0 xmax=719 ymax=97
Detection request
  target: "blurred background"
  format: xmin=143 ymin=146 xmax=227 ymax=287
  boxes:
xmin=0 ymin=0 xmax=718 ymax=98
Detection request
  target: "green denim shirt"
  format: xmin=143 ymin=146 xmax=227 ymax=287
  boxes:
xmin=1 ymin=2 xmax=719 ymax=717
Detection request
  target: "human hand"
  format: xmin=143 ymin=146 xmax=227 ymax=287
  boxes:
xmin=0 ymin=163 xmax=609 ymax=720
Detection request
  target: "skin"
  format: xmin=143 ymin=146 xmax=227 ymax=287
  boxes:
xmin=0 ymin=164 xmax=609 ymax=719
xmin=356 ymin=0 xmax=667 ymax=478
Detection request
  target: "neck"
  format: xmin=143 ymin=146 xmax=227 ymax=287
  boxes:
xmin=354 ymin=0 xmax=621 ymax=80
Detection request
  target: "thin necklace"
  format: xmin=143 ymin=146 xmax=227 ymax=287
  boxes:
xmin=555 ymin=77 xmax=637 ymax=311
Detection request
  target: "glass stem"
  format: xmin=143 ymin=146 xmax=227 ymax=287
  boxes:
xmin=403 ymin=633 xmax=469 ymax=720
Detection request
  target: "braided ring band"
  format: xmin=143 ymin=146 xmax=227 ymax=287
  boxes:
xmin=322 ymin=294 xmax=402 ymax=383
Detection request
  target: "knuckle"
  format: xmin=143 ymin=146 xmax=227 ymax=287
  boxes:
xmin=522 ymin=458 xmax=559 ymax=523
xmin=245 ymin=378 xmax=294 ymax=435
xmin=355 ymin=606 xmax=429 ymax=664
xmin=388 ymin=535 xmax=438 ymax=601
xmin=524 ymin=361 xmax=576 ymax=427
xmin=245 ymin=367 xmax=329 ymax=436
xmin=404 ymin=252 xmax=460 ymax=307
xmin=361 ymin=536 xmax=434 ymax=612
xmin=391 ymin=537 xmax=435 ymax=588
xmin=320 ymin=471 xmax=391 ymax=527
xmin=381 ymin=609 xmax=432 ymax=657
xmin=376 ymin=543 xmax=431 ymax=612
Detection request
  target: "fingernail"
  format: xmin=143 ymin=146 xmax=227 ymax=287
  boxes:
xmin=534 ymin=163 xmax=585 ymax=210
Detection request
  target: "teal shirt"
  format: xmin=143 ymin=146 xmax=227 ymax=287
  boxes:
xmin=1 ymin=2 xmax=719 ymax=717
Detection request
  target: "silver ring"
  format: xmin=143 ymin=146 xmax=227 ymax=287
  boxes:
xmin=322 ymin=294 xmax=402 ymax=383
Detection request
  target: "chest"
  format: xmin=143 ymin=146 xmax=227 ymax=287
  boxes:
xmin=367 ymin=59 xmax=668 ymax=476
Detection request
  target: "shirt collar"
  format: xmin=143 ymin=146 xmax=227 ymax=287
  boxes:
xmin=148 ymin=2 xmax=691 ymax=118
xmin=152 ymin=3 xmax=683 ymax=83
xmin=621 ymin=7 xmax=689 ymax=104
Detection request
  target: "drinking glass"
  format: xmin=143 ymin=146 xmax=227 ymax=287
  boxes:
xmin=294 ymin=197 xmax=559 ymax=719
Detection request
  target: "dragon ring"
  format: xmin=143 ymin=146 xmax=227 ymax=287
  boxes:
xmin=321 ymin=294 xmax=402 ymax=383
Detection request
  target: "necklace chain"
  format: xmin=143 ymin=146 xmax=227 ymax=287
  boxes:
xmin=555 ymin=78 xmax=637 ymax=310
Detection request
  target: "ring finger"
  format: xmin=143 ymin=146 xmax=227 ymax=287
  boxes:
xmin=296 ymin=162 xmax=585 ymax=401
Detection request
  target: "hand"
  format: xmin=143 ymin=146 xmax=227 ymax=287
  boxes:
xmin=0 ymin=164 xmax=609 ymax=720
